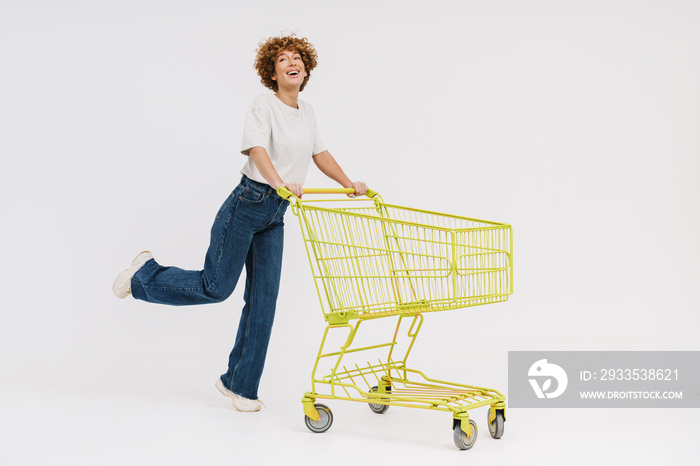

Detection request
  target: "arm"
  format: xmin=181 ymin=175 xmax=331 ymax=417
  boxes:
xmin=249 ymin=146 xmax=303 ymax=197
xmin=312 ymin=150 xmax=367 ymax=196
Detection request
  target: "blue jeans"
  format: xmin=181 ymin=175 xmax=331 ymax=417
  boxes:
xmin=131 ymin=175 xmax=288 ymax=399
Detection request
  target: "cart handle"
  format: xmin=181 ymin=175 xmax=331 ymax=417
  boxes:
xmin=276 ymin=186 xmax=379 ymax=200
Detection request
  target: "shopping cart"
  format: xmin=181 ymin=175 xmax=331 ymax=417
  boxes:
xmin=277 ymin=187 xmax=513 ymax=450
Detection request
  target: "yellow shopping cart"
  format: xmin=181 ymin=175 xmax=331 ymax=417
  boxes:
xmin=277 ymin=187 xmax=513 ymax=450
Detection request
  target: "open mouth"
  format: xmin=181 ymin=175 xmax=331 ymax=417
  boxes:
xmin=287 ymin=70 xmax=300 ymax=77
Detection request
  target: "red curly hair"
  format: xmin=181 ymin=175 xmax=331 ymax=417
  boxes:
xmin=254 ymin=35 xmax=318 ymax=92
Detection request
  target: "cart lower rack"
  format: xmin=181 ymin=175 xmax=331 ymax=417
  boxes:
xmin=279 ymin=187 xmax=512 ymax=450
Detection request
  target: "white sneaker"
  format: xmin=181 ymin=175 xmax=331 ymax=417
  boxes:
xmin=112 ymin=251 xmax=154 ymax=299
xmin=215 ymin=378 xmax=262 ymax=412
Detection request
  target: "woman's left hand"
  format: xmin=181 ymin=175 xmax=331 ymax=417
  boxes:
xmin=347 ymin=181 xmax=368 ymax=198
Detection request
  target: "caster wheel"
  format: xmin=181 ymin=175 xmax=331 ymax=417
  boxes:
xmin=304 ymin=403 xmax=333 ymax=433
xmin=453 ymin=419 xmax=478 ymax=450
xmin=368 ymin=386 xmax=390 ymax=414
xmin=487 ymin=409 xmax=505 ymax=439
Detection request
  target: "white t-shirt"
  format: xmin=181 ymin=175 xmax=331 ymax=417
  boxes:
xmin=240 ymin=94 xmax=327 ymax=185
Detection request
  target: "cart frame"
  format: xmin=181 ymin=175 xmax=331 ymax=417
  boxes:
xmin=279 ymin=187 xmax=512 ymax=449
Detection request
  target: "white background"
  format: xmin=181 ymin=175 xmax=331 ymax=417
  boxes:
xmin=1 ymin=0 xmax=698 ymax=464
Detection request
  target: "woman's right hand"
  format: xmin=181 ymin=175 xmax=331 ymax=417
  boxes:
xmin=281 ymin=182 xmax=303 ymax=198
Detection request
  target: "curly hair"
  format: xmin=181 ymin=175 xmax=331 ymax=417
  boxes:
xmin=254 ymin=35 xmax=318 ymax=92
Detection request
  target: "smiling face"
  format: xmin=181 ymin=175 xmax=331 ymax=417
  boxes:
xmin=270 ymin=49 xmax=307 ymax=91
xmin=254 ymin=35 xmax=318 ymax=92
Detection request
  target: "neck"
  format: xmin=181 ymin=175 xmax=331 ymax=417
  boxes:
xmin=274 ymin=88 xmax=300 ymax=109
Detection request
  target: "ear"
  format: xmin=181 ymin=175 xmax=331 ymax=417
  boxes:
xmin=271 ymin=74 xmax=277 ymax=81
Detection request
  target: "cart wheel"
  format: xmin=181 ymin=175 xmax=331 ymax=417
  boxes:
xmin=368 ymin=386 xmax=390 ymax=414
xmin=304 ymin=403 xmax=333 ymax=433
xmin=487 ymin=409 xmax=505 ymax=439
xmin=453 ymin=419 xmax=478 ymax=450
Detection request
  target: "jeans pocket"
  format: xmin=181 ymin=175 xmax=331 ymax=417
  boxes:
xmin=215 ymin=193 xmax=235 ymax=220
xmin=239 ymin=187 xmax=264 ymax=203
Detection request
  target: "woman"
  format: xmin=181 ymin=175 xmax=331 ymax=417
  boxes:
xmin=113 ymin=34 xmax=367 ymax=412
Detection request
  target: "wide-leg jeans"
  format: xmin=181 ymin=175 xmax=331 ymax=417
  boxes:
xmin=131 ymin=175 xmax=288 ymax=400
